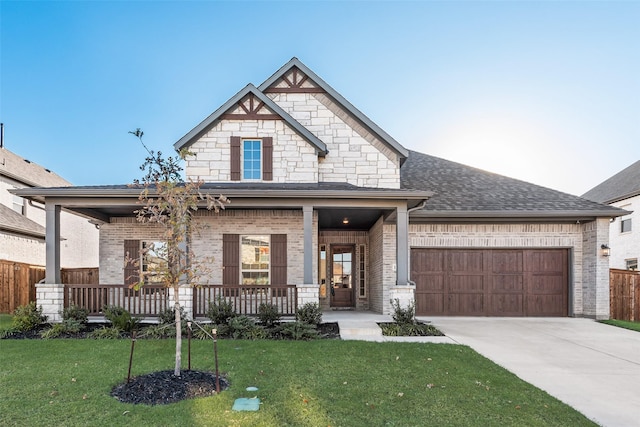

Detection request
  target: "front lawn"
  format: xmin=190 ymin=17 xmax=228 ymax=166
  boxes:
xmin=0 ymin=339 xmax=595 ymax=426
xmin=0 ymin=313 xmax=12 ymax=330
xmin=599 ymin=319 xmax=640 ymax=332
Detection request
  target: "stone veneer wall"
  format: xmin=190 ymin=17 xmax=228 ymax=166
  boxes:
xmin=408 ymin=222 xmax=612 ymax=317
xmin=184 ymin=119 xmax=318 ymax=183
xmin=267 ymin=92 xmax=400 ymax=188
xmin=581 ymin=218 xmax=610 ymax=319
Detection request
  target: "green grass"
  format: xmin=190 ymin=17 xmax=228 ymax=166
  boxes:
xmin=0 ymin=339 xmax=595 ymax=427
xmin=0 ymin=314 xmax=12 ymax=330
xmin=600 ymin=319 xmax=640 ymax=332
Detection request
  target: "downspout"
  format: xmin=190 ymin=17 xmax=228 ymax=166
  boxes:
xmin=406 ymin=199 xmax=428 ymax=286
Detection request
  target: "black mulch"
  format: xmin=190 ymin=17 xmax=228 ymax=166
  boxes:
xmin=111 ymin=370 xmax=229 ymax=405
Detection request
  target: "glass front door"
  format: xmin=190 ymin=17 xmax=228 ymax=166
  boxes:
xmin=330 ymin=245 xmax=354 ymax=307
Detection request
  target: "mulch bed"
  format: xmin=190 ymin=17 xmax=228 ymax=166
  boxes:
xmin=111 ymin=370 xmax=229 ymax=405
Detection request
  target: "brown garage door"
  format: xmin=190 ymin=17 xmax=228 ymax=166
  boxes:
xmin=412 ymin=249 xmax=568 ymax=316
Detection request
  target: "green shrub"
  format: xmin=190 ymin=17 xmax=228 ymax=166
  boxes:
xmin=12 ymin=302 xmax=47 ymax=332
xmin=158 ymin=305 xmax=186 ymax=326
xmin=40 ymin=319 xmax=83 ymax=339
xmin=228 ymin=315 xmax=266 ymax=340
xmin=277 ymin=321 xmax=319 ymax=340
xmin=379 ymin=322 xmax=444 ymax=337
xmin=390 ymin=299 xmax=415 ymax=325
xmin=140 ymin=324 xmax=176 ymax=339
xmin=257 ymin=303 xmax=281 ymax=327
xmin=102 ymin=305 xmax=140 ymax=332
xmin=87 ymin=326 xmax=123 ymax=339
xmin=296 ymin=302 xmax=323 ymax=325
xmin=62 ymin=305 xmax=89 ymax=324
xmin=206 ymin=296 xmax=236 ymax=325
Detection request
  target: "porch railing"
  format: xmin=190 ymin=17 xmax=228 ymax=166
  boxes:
xmin=64 ymin=284 xmax=169 ymax=317
xmin=63 ymin=284 xmax=298 ymax=318
xmin=193 ymin=285 xmax=298 ymax=317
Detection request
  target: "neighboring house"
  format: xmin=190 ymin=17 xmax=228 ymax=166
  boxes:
xmin=582 ymin=160 xmax=640 ymax=271
xmin=14 ymin=58 xmax=624 ymax=321
xmin=0 ymin=146 xmax=99 ymax=267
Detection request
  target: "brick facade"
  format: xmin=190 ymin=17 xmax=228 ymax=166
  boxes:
xmin=608 ymin=196 xmax=639 ymax=270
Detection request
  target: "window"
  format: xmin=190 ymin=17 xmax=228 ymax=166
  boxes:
xmin=319 ymin=245 xmax=327 ymax=298
xmin=243 ymin=139 xmax=262 ymax=180
xmin=12 ymin=194 xmax=25 ymax=215
xmin=241 ymin=235 xmax=270 ymax=285
xmin=626 ymin=259 xmax=638 ymax=271
xmin=621 ymin=218 xmax=632 ymax=233
xmin=358 ymin=244 xmax=366 ymax=298
xmin=141 ymin=241 xmax=167 ymax=284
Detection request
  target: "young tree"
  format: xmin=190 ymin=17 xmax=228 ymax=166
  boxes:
xmin=129 ymin=128 xmax=228 ymax=376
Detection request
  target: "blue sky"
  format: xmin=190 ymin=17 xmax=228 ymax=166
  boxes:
xmin=1 ymin=1 xmax=638 ymax=196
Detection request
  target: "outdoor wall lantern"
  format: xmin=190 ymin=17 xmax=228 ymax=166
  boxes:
xmin=601 ymin=244 xmax=611 ymax=257
xmin=342 ymin=217 xmax=349 ymax=224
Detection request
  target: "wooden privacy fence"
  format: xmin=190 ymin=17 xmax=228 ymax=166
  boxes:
xmin=0 ymin=260 xmax=45 ymax=313
xmin=0 ymin=260 xmax=99 ymax=313
xmin=610 ymin=269 xmax=640 ymax=321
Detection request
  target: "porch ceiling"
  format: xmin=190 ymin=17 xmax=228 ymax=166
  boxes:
xmin=318 ymin=208 xmax=387 ymax=230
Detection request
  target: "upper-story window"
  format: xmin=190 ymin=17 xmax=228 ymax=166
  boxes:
xmin=621 ymin=218 xmax=632 ymax=233
xmin=243 ymin=139 xmax=262 ymax=180
xmin=230 ymin=136 xmax=272 ymax=182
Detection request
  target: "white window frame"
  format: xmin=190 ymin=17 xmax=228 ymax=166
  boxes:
xmin=621 ymin=218 xmax=632 ymax=233
xmin=626 ymin=258 xmax=638 ymax=271
xmin=242 ymin=139 xmax=262 ymax=181
xmin=241 ymin=235 xmax=270 ymax=285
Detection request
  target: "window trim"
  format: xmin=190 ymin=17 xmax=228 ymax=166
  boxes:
xmin=242 ymin=139 xmax=263 ymax=181
xmin=626 ymin=258 xmax=638 ymax=271
xmin=621 ymin=218 xmax=632 ymax=234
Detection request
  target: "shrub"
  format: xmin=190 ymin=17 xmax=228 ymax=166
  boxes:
xmin=140 ymin=324 xmax=176 ymax=339
xmin=206 ymin=296 xmax=236 ymax=325
xmin=103 ymin=305 xmax=140 ymax=332
xmin=62 ymin=304 xmax=89 ymax=325
xmin=228 ymin=315 xmax=267 ymax=340
xmin=379 ymin=322 xmax=444 ymax=337
xmin=40 ymin=319 xmax=83 ymax=339
xmin=296 ymin=302 xmax=323 ymax=325
xmin=87 ymin=326 xmax=123 ymax=339
xmin=257 ymin=303 xmax=281 ymax=327
xmin=277 ymin=321 xmax=319 ymax=340
xmin=158 ymin=305 xmax=186 ymax=326
xmin=12 ymin=302 xmax=47 ymax=332
xmin=390 ymin=299 xmax=415 ymax=325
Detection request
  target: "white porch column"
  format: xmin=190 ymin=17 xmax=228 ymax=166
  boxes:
xmin=396 ymin=204 xmax=409 ymax=286
xmin=303 ymin=204 xmax=313 ymax=284
xmin=45 ymin=202 xmax=61 ymax=284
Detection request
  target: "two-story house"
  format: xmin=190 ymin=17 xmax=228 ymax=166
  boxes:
xmin=14 ymin=58 xmax=623 ymax=321
xmin=582 ymin=160 xmax=640 ymax=271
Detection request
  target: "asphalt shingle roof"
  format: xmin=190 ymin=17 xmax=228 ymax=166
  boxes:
xmin=401 ymin=150 xmax=622 ymax=217
xmin=1 ymin=147 xmax=71 ymax=187
xmin=0 ymin=204 xmax=45 ymax=238
xmin=581 ymin=160 xmax=640 ymax=204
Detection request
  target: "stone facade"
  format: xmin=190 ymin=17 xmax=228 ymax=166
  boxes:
xmin=36 ymin=283 xmax=64 ymax=322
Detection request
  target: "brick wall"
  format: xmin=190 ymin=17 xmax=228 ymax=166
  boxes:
xmin=581 ymin=218 xmax=611 ymax=319
xmin=609 ymin=197 xmax=639 ymax=270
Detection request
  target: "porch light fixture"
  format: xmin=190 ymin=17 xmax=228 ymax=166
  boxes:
xmin=342 ymin=217 xmax=349 ymax=224
xmin=601 ymin=244 xmax=610 ymax=257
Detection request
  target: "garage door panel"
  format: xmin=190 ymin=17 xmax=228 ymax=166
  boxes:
xmin=449 ymin=275 xmax=485 ymax=292
xmin=448 ymin=294 xmax=484 ymax=315
xmin=492 ymin=275 xmax=524 ymax=292
xmin=492 ymin=251 xmax=523 ymax=273
xmin=413 ymin=248 xmax=568 ymax=317
xmin=489 ymin=295 xmax=524 ymax=316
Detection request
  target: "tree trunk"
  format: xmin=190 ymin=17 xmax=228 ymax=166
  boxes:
xmin=174 ymin=289 xmax=182 ymax=376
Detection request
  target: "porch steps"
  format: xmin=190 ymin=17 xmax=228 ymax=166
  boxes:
xmin=337 ymin=320 xmax=383 ymax=340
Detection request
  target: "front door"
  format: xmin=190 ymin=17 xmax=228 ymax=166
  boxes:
xmin=330 ymin=245 xmax=355 ymax=308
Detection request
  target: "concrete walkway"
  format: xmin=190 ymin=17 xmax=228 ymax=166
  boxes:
xmin=426 ymin=317 xmax=640 ymax=427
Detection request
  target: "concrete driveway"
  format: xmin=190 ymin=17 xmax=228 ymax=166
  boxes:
xmin=424 ymin=317 xmax=640 ymax=427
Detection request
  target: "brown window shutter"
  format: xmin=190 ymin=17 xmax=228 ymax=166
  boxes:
xmin=124 ymin=240 xmax=140 ymax=286
xmin=262 ymin=137 xmax=273 ymax=181
xmin=271 ymin=234 xmax=287 ymax=285
xmin=230 ymin=136 xmax=241 ymax=181
xmin=223 ymin=234 xmax=240 ymax=285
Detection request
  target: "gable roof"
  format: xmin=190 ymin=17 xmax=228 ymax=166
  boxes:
xmin=258 ymin=57 xmax=409 ymax=161
xmin=174 ymin=84 xmax=327 ymax=155
xmin=0 ymin=203 xmax=45 ymax=238
xmin=581 ymin=160 xmax=640 ymax=204
xmin=0 ymin=147 xmax=71 ymax=187
xmin=401 ymin=150 xmax=627 ymax=220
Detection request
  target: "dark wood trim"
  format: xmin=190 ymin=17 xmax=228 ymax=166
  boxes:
xmin=123 ymin=240 xmax=139 ymax=286
xmin=271 ymin=234 xmax=287 ymax=285
xmin=263 ymin=87 xmax=325 ymax=94
xmin=230 ymin=137 xmax=241 ymax=181
xmin=263 ymin=137 xmax=273 ymax=181
xmin=221 ymin=113 xmax=282 ymax=120
xmin=223 ymin=234 xmax=240 ymax=285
